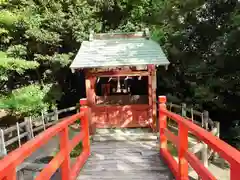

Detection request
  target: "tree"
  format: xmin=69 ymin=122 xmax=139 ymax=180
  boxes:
xmin=0 ymin=0 xmax=99 ymax=116
xmin=150 ymin=0 xmax=240 ymax=147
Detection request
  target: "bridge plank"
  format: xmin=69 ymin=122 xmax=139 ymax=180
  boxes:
xmin=77 ymin=140 xmax=173 ymax=180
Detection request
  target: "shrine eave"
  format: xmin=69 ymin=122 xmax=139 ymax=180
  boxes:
xmin=70 ymin=31 xmax=170 ymax=72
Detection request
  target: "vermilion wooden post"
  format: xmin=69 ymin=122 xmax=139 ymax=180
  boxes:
xmin=158 ymin=96 xmax=167 ymax=150
xmin=6 ymin=168 xmax=16 ymax=180
xmin=148 ymin=65 xmax=153 ymax=129
xmin=60 ymin=127 xmax=70 ymax=179
xmin=85 ymin=75 xmax=96 ymax=135
xmin=230 ymin=162 xmax=238 ymax=180
xmin=148 ymin=64 xmax=157 ymax=131
xmin=80 ymin=98 xmax=90 ymax=155
xmin=178 ymin=122 xmax=189 ymax=180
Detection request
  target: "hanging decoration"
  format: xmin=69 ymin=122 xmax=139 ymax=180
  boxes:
xmin=97 ymin=77 xmax=100 ymax=83
xmin=108 ymin=77 xmax=113 ymax=82
xmin=116 ymin=76 xmax=121 ymax=93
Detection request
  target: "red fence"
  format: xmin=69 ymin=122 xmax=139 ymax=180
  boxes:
xmin=158 ymin=96 xmax=240 ymax=180
xmin=0 ymin=99 xmax=90 ymax=180
xmin=92 ymin=104 xmax=150 ymax=128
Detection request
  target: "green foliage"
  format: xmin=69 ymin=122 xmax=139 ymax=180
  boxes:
xmin=0 ymin=0 xmax=97 ymax=116
xmin=0 ymin=10 xmax=20 ymax=27
xmin=0 ymin=0 xmax=7 ymax=5
xmin=70 ymin=142 xmax=82 ymax=158
xmin=6 ymin=45 xmax=27 ymax=58
xmin=0 ymin=84 xmax=61 ymax=116
xmin=25 ymin=28 xmax=61 ymax=45
xmin=222 ymin=120 xmax=240 ymax=149
xmin=0 ymin=51 xmax=39 ymax=81
xmin=34 ymin=53 xmax=73 ymax=67
xmin=153 ymin=0 xmax=240 ymax=147
xmin=0 ymin=27 xmax=8 ymax=35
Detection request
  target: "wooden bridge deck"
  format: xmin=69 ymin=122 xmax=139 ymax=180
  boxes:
xmin=77 ymin=140 xmax=173 ymax=180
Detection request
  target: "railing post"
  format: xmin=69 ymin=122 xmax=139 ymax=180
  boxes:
xmin=60 ymin=127 xmax=70 ymax=179
xmin=29 ymin=117 xmax=34 ymax=138
xmin=0 ymin=129 xmax=7 ymax=156
xmin=54 ymin=107 xmax=59 ymax=121
xmin=158 ymin=96 xmax=167 ymax=151
xmin=230 ymin=161 xmax=239 ymax=180
xmin=190 ymin=108 xmax=194 ymax=123
xmin=181 ymin=103 xmax=186 ymax=117
xmin=76 ymin=103 xmax=80 ymax=113
xmin=213 ymin=121 xmax=220 ymax=161
xmin=17 ymin=170 xmax=24 ymax=180
xmin=80 ymin=98 xmax=90 ymax=155
xmin=41 ymin=111 xmax=46 ymax=130
xmin=24 ymin=117 xmax=32 ymax=140
xmin=6 ymin=167 xmax=17 ymax=180
xmin=178 ymin=122 xmax=189 ymax=180
xmin=16 ymin=122 xmax=21 ymax=147
xmin=203 ymin=110 xmax=209 ymax=130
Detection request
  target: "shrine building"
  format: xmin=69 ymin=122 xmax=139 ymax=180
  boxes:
xmin=70 ymin=29 xmax=170 ymax=134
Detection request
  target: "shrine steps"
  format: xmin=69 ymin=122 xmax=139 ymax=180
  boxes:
xmin=92 ymin=128 xmax=158 ymax=142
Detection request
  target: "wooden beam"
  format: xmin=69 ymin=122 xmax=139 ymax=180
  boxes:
xmin=86 ymin=71 xmax=149 ymax=78
xmin=93 ymin=32 xmax=145 ymax=40
xmin=17 ymin=162 xmax=46 ymax=171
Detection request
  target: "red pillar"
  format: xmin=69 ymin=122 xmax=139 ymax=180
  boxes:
xmin=60 ymin=127 xmax=70 ymax=179
xmin=158 ymin=96 xmax=167 ymax=150
xmin=230 ymin=161 xmax=239 ymax=180
xmin=152 ymin=66 xmax=157 ymax=131
xmin=80 ymin=99 xmax=90 ymax=156
xmin=148 ymin=65 xmax=153 ymax=128
xmin=148 ymin=65 xmax=157 ymax=131
xmin=6 ymin=168 xmax=17 ymax=180
xmin=85 ymin=74 xmax=96 ymax=134
xmin=178 ymin=122 xmax=188 ymax=180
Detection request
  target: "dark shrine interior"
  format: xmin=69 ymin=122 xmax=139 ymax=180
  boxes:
xmin=95 ymin=76 xmax=148 ymax=96
xmin=95 ymin=76 xmax=149 ymax=105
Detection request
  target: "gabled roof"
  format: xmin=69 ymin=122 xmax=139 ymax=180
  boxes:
xmin=70 ymin=30 xmax=170 ymax=71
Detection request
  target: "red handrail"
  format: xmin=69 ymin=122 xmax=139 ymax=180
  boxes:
xmin=0 ymin=98 xmax=90 ymax=180
xmin=158 ymin=96 xmax=240 ymax=180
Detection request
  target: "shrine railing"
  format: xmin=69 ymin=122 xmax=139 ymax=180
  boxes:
xmin=158 ymin=96 xmax=240 ymax=180
xmin=0 ymin=99 xmax=90 ymax=180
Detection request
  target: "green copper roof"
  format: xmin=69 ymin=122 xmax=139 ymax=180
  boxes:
xmin=70 ymin=36 xmax=170 ymax=70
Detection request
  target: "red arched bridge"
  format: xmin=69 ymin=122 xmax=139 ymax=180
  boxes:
xmin=0 ymin=96 xmax=240 ymax=180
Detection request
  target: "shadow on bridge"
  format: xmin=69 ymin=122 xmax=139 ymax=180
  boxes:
xmin=77 ymin=136 xmax=172 ymax=180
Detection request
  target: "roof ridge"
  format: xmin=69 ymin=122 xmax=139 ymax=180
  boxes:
xmin=89 ymin=29 xmax=150 ymax=41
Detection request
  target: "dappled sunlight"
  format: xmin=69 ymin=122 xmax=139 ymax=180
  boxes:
xmin=95 ymin=153 xmax=105 ymax=160
xmin=120 ymin=111 xmax=133 ymax=127
xmin=92 ymin=104 xmax=150 ymax=128
xmin=78 ymin=134 xmax=172 ymax=179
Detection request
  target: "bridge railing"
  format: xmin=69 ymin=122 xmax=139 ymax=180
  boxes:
xmin=0 ymin=99 xmax=90 ymax=180
xmin=0 ymin=104 xmax=80 ymax=156
xmin=166 ymin=102 xmax=216 ymax=130
xmin=165 ymin=102 xmax=221 ymax=168
xmin=158 ymin=96 xmax=240 ymax=180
